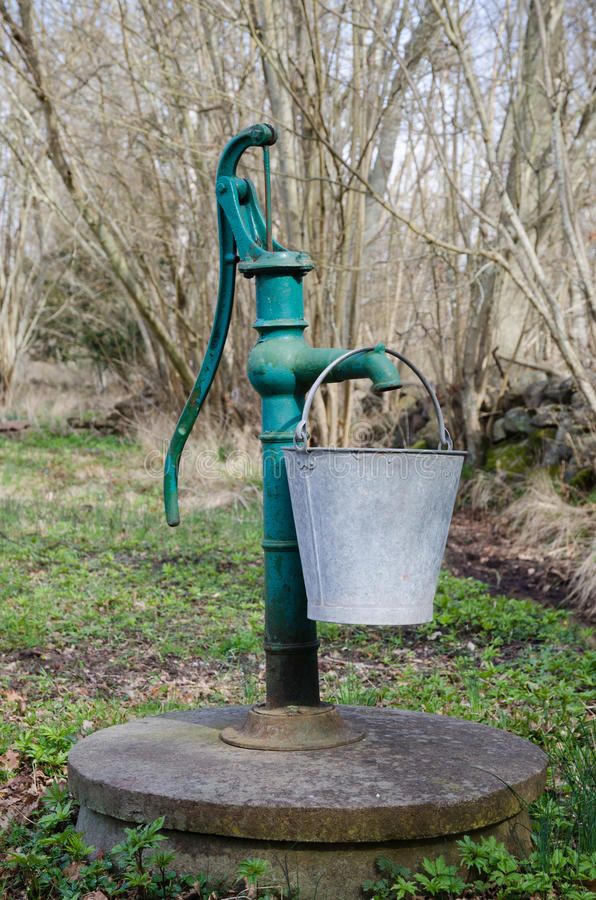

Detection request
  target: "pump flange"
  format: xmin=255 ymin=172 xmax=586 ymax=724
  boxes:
xmin=220 ymin=703 xmax=365 ymax=750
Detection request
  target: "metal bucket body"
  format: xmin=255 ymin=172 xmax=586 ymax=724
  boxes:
xmin=284 ymin=447 xmax=465 ymax=625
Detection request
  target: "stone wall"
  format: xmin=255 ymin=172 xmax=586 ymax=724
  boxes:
xmin=391 ymin=376 xmax=595 ymax=489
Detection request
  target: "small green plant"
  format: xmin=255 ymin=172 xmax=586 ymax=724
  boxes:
xmin=237 ymin=857 xmax=270 ymax=897
xmin=459 ymin=834 xmax=596 ymax=899
xmin=242 ymin=671 xmax=263 ymax=705
xmin=363 ymin=838 xmax=596 ymax=899
xmin=1 ymin=785 xmax=214 ymax=899
xmin=362 ymin=856 xmax=417 ymax=899
xmin=548 ymin=721 xmax=596 ymax=855
xmin=14 ymin=724 xmax=77 ymax=774
xmin=149 ymin=849 xmax=178 ymax=900
xmin=413 ymin=856 xmax=466 ymax=897
xmin=218 ymin=628 xmax=261 ymax=656
xmin=1 ymin=781 xmax=296 ymax=898
xmin=335 ymin=670 xmax=380 ymax=706
xmin=111 ymin=816 xmax=168 ymax=898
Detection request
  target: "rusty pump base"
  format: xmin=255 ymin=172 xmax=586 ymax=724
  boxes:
xmin=220 ymin=703 xmax=364 ymax=751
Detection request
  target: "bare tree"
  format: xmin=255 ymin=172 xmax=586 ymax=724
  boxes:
xmin=0 ymin=134 xmax=69 ymax=402
xmin=0 ymin=0 xmax=593 ymax=456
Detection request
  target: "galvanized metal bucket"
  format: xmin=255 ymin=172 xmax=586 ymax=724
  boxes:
xmin=284 ymin=347 xmax=466 ymax=626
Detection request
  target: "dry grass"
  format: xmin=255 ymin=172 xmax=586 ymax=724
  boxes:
xmin=5 ymin=360 xmax=123 ymax=422
xmin=569 ymin=549 xmax=596 ymax=620
xmin=134 ymin=410 xmax=262 ymax=512
xmin=502 ymin=471 xmax=596 ymax=620
xmin=461 ymin=469 xmax=515 ymax=511
xmin=2 ymin=361 xmax=263 ymax=513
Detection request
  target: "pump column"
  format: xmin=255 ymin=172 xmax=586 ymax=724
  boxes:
xmin=248 ymin=265 xmax=320 ymax=709
xmin=261 ymin=426 xmax=320 ymax=708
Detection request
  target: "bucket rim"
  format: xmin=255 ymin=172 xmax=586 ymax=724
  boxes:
xmin=283 ymin=446 xmax=467 ymax=458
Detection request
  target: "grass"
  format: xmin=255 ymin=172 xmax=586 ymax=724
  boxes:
xmin=0 ymin=428 xmax=594 ymax=898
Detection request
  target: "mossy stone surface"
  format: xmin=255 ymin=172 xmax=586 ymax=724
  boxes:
xmin=568 ymin=466 xmax=596 ymax=491
xmin=70 ymin=705 xmax=546 ymax=843
xmin=77 ymin=804 xmax=533 ymax=900
xmin=71 ymin=706 xmax=546 ymax=899
xmin=485 ymin=440 xmax=534 ymax=475
xmin=528 ymin=426 xmax=557 ymax=448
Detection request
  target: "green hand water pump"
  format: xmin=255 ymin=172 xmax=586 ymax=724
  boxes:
xmin=68 ymin=127 xmax=540 ymax=883
xmin=164 ymin=124 xmax=401 ymax=749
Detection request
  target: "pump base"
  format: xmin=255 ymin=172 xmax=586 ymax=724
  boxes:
xmin=220 ymin=702 xmax=365 ymax=750
xmin=69 ymin=705 xmax=547 ymax=899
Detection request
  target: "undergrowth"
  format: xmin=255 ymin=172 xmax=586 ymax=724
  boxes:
xmin=0 ymin=430 xmax=594 ymax=898
xmin=501 ymin=471 xmax=595 ymax=619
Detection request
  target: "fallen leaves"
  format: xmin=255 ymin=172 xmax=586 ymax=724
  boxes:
xmin=0 ymin=747 xmax=21 ymax=772
xmin=0 ymin=767 xmax=51 ymax=831
xmin=2 ymin=689 xmax=27 ymax=720
xmin=5 ymin=689 xmax=26 ymax=708
xmin=64 ymin=860 xmax=83 ymax=881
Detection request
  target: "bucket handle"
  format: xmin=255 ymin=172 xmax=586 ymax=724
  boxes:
xmin=294 ymin=345 xmax=454 ymax=451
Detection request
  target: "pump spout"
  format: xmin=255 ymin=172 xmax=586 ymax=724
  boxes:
xmin=248 ymin=342 xmax=401 ymax=400
xmin=359 ymin=351 xmax=403 ymax=394
xmin=295 ymin=344 xmax=401 ymax=394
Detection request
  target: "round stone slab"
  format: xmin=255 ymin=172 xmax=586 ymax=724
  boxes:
xmin=69 ymin=705 xmax=546 ymax=844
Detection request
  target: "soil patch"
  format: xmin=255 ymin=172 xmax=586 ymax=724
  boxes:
xmin=446 ymin=508 xmax=570 ymax=610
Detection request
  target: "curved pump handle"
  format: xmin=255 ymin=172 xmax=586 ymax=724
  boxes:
xmin=164 ymin=124 xmax=277 ymax=526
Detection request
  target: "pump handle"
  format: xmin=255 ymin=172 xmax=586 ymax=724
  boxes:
xmin=164 ymin=124 xmax=276 ymax=526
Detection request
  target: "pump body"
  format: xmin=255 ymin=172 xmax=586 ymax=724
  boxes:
xmin=164 ymin=124 xmax=400 ymax=716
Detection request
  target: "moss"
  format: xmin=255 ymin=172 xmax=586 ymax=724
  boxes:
xmin=485 ymin=440 xmax=534 ymax=475
xmin=568 ymin=467 xmax=596 ymax=492
xmin=528 ymin=426 xmax=557 ymax=449
xmin=461 ymin=462 xmax=476 ymax=481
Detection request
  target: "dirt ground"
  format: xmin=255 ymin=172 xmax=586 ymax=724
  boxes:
xmin=446 ymin=508 xmax=571 ymax=612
